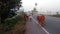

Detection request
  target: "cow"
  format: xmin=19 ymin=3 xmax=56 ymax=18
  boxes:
xmin=37 ymin=15 xmax=45 ymax=27
xmin=24 ymin=14 xmax=29 ymax=21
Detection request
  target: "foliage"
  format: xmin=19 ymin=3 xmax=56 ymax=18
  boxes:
xmin=3 ymin=13 xmax=25 ymax=31
xmin=52 ymin=15 xmax=60 ymax=17
xmin=0 ymin=0 xmax=22 ymax=23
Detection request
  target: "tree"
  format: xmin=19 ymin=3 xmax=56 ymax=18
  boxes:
xmin=0 ymin=0 xmax=22 ymax=23
xmin=57 ymin=12 xmax=58 ymax=15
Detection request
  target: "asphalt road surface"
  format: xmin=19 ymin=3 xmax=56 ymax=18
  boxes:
xmin=32 ymin=14 xmax=60 ymax=34
xmin=44 ymin=16 xmax=60 ymax=34
xmin=25 ymin=16 xmax=47 ymax=34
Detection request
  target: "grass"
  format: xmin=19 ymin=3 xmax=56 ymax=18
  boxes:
xmin=4 ymin=21 xmax=26 ymax=34
xmin=0 ymin=13 xmax=26 ymax=34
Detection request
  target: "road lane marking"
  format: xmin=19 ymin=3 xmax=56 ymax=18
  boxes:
xmin=30 ymin=16 xmax=50 ymax=34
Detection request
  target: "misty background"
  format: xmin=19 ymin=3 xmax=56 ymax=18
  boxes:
xmin=21 ymin=0 xmax=60 ymax=15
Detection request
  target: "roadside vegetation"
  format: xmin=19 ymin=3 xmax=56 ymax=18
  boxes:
xmin=52 ymin=15 xmax=60 ymax=18
xmin=51 ymin=15 xmax=60 ymax=18
xmin=0 ymin=0 xmax=26 ymax=34
xmin=0 ymin=11 xmax=26 ymax=34
xmin=49 ymin=12 xmax=60 ymax=18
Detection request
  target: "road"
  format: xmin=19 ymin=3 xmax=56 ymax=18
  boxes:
xmin=32 ymin=14 xmax=60 ymax=34
xmin=44 ymin=16 xmax=60 ymax=34
xmin=25 ymin=14 xmax=60 ymax=34
xmin=25 ymin=16 xmax=47 ymax=34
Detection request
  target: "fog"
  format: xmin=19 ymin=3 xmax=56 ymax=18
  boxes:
xmin=22 ymin=0 xmax=60 ymax=14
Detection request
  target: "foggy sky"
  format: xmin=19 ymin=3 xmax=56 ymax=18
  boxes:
xmin=22 ymin=0 xmax=60 ymax=12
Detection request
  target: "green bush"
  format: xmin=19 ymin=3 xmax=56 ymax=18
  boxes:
xmin=3 ymin=14 xmax=26 ymax=32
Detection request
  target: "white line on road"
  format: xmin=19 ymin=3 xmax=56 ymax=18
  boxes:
xmin=30 ymin=16 xmax=50 ymax=34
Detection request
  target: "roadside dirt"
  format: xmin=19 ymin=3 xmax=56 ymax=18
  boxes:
xmin=5 ymin=21 xmax=26 ymax=34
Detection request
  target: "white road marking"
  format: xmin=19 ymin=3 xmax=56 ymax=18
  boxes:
xmin=30 ymin=16 xmax=50 ymax=34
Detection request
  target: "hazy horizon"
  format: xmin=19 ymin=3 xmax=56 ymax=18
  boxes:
xmin=22 ymin=0 xmax=60 ymax=13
